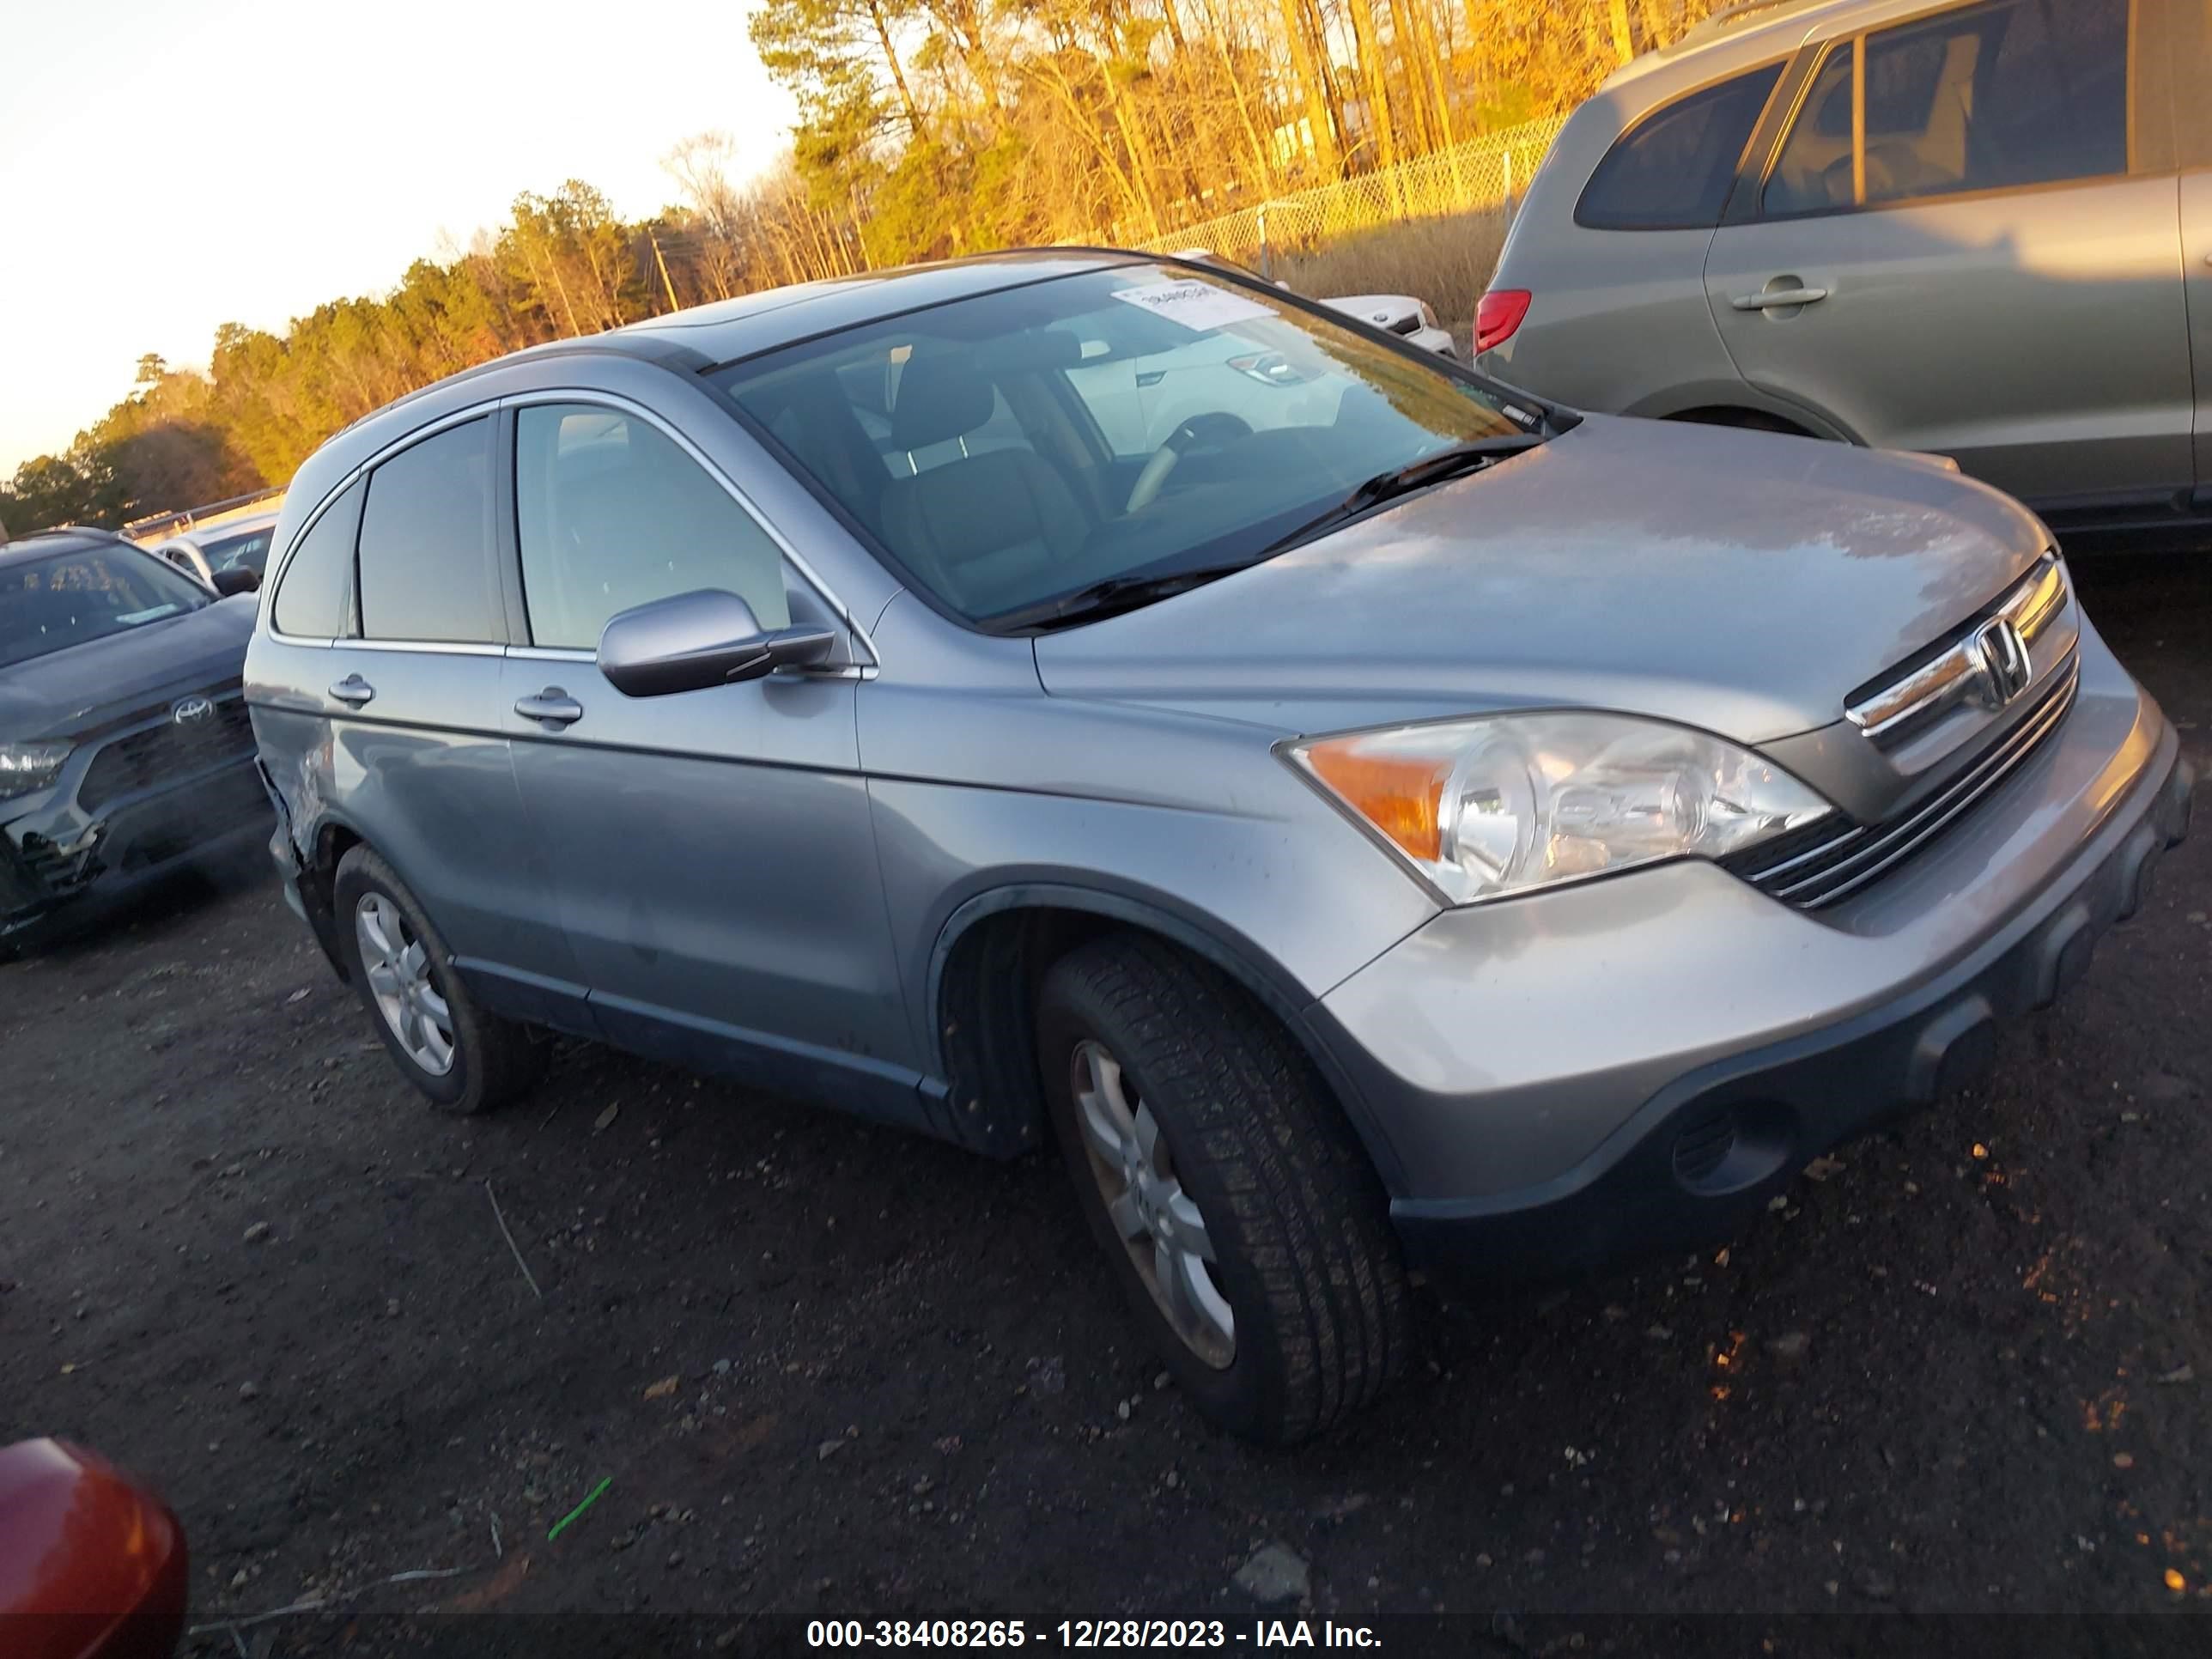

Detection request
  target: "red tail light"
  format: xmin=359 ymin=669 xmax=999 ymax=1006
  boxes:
xmin=1474 ymin=289 xmax=1532 ymax=355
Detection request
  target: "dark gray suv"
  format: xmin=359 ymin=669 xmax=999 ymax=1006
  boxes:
xmin=3 ymin=529 xmax=265 ymax=942
xmin=246 ymin=251 xmax=2193 ymax=1442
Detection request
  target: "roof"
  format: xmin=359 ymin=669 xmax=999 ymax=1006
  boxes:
xmin=617 ymin=247 xmax=1146 ymax=365
xmin=1 ymin=526 xmax=136 ymax=562
xmin=318 ymin=247 xmax=1155 ymax=452
xmin=293 ymin=247 xmax=1173 ymax=505
xmin=1604 ymin=0 xmax=1867 ymax=90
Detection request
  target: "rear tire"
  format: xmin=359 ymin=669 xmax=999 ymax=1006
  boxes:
xmin=1036 ymin=934 xmax=1412 ymax=1443
xmin=333 ymin=845 xmax=541 ymax=1115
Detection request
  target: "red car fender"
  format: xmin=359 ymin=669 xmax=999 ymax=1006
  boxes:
xmin=0 ymin=1440 xmax=187 ymax=1659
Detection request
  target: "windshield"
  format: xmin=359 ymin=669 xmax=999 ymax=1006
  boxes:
xmin=0 ymin=546 xmax=214 ymax=669
xmin=710 ymin=264 xmax=1536 ymax=629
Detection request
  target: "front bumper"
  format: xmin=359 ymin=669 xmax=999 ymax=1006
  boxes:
xmin=0 ymin=755 xmax=269 ymax=937
xmin=1307 ymin=622 xmax=2193 ymax=1280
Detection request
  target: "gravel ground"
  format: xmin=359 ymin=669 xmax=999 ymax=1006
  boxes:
xmin=2 ymin=556 xmax=2208 ymax=1648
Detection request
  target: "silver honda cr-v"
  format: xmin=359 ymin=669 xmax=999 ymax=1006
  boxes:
xmin=1477 ymin=0 xmax=2212 ymax=549
xmin=246 ymin=250 xmax=2193 ymax=1443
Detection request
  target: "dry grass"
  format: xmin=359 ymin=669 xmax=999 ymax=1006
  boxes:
xmin=1273 ymin=208 xmax=1510 ymax=349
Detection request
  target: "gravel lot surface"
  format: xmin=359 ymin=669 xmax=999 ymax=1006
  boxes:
xmin=3 ymin=556 xmax=2208 ymax=1650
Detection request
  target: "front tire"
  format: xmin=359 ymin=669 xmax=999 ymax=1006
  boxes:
xmin=333 ymin=846 xmax=541 ymax=1115
xmin=1036 ymin=935 xmax=1412 ymax=1443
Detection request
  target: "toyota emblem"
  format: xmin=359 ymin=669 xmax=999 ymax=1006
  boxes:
xmin=172 ymin=696 xmax=216 ymax=726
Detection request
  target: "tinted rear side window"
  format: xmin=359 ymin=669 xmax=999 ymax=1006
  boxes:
xmin=1577 ymin=63 xmax=1784 ymax=229
xmin=271 ymin=481 xmax=364 ymax=638
xmin=357 ymin=419 xmax=501 ymax=644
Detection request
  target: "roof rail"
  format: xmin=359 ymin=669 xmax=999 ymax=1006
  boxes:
xmin=122 ymin=483 xmax=287 ymax=542
xmin=1683 ymin=0 xmax=1828 ymax=44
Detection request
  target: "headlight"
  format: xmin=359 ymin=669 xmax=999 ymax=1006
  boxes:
xmin=0 ymin=741 xmax=72 ymax=803
xmin=1286 ymin=713 xmax=1831 ymax=905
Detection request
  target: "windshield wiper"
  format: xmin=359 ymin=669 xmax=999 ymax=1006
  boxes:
xmin=986 ymin=561 xmax=1262 ymax=633
xmin=981 ymin=434 xmax=1542 ymax=633
xmin=1255 ymin=434 xmax=1544 ymax=559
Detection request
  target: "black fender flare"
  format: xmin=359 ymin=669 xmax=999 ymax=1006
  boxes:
xmin=924 ymin=880 xmax=1408 ymax=1190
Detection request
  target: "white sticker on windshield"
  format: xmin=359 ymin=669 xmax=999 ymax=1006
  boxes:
xmin=1108 ymin=278 xmax=1273 ymax=333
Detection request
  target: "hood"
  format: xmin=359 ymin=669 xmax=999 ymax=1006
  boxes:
xmin=1033 ymin=415 xmax=2050 ymax=745
xmin=0 ymin=597 xmax=257 ymax=742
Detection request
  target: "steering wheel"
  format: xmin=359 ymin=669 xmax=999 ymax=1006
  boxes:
xmin=1124 ymin=412 xmax=1254 ymax=514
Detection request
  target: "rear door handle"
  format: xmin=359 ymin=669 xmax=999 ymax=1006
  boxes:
xmin=514 ymin=688 xmax=585 ymax=729
xmin=1732 ymin=286 xmax=1829 ymax=311
xmin=329 ymin=675 xmax=375 ymax=707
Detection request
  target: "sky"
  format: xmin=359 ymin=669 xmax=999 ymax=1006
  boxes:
xmin=0 ymin=0 xmax=799 ymax=475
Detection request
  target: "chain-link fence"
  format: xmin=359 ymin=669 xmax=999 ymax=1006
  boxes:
xmin=1106 ymin=112 xmax=1570 ymax=268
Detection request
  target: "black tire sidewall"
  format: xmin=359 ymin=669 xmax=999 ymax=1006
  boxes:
xmin=333 ymin=848 xmax=481 ymax=1113
xmin=1036 ymin=971 xmax=1287 ymax=1438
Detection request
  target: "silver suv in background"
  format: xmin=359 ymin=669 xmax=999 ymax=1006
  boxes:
xmin=247 ymin=251 xmax=2191 ymax=1443
xmin=149 ymin=513 xmax=281 ymax=591
xmin=1477 ymin=0 xmax=2212 ymax=547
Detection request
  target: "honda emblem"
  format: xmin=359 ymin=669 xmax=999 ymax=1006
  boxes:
xmin=1971 ymin=618 xmax=2032 ymax=708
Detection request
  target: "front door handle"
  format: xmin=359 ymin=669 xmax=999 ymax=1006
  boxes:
xmin=1732 ymin=286 xmax=1830 ymax=311
xmin=514 ymin=688 xmax=585 ymax=729
xmin=329 ymin=674 xmax=375 ymax=707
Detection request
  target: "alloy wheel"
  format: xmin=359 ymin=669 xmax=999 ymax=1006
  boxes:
xmin=355 ymin=893 xmax=456 ymax=1077
xmin=1069 ymin=1037 xmax=1235 ymax=1368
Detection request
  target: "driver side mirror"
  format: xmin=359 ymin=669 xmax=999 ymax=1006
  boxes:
xmin=211 ymin=567 xmax=260 ymax=597
xmin=598 ymin=588 xmax=836 ymax=698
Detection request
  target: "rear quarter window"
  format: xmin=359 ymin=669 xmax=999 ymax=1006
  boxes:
xmin=271 ymin=481 xmax=364 ymax=638
xmin=1575 ymin=63 xmax=1785 ymax=229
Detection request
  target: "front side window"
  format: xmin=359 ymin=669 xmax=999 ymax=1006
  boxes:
xmin=713 ymin=265 xmax=1530 ymax=629
xmin=0 ymin=546 xmax=213 ymax=669
xmin=1764 ymin=0 xmax=2130 ymax=217
xmin=1576 ymin=63 xmax=1784 ymax=229
xmin=357 ymin=419 xmax=501 ymax=644
xmin=270 ymin=481 xmax=364 ymax=638
xmin=514 ymin=404 xmax=790 ymax=649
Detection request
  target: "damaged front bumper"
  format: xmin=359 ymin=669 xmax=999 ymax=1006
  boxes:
xmin=1 ymin=754 xmax=271 ymax=939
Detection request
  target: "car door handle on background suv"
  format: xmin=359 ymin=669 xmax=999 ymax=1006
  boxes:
xmin=514 ymin=689 xmax=585 ymax=729
xmin=328 ymin=675 xmax=375 ymax=707
xmin=1732 ymin=287 xmax=1829 ymax=311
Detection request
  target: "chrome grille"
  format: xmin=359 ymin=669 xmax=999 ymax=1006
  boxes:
xmin=1723 ymin=653 xmax=2079 ymax=910
xmin=78 ymin=692 xmax=256 ymax=813
xmin=1845 ymin=554 xmax=2070 ymax=755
